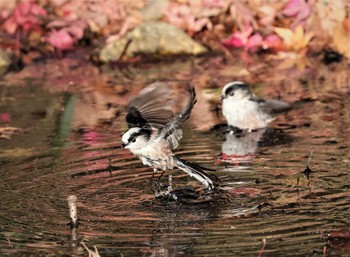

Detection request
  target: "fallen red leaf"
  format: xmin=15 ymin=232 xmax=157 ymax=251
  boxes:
xmin=46 ymin=29 xmax=75 ymax=50
xmin=2 ymin=0 xmax=47 ymax=34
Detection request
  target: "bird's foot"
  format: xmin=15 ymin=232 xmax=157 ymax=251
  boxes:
xmin=154 ymin=189 xmax=178 ymax=201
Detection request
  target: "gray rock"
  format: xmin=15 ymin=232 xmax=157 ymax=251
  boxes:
xmin=0 ymin=48 xmax=11 ymax=75
xmin=99 ymin=21 xmax=207 ymax=62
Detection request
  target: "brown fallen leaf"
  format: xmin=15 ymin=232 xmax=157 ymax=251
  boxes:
xmin=0 ymin=147 xmax=35 ymax=158
xmin=333 ymin=21 xmax=350 ymax=58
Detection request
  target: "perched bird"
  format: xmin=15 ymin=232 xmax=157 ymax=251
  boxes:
xmin=121 ymin=82 xmax=218 ymax=194
xmin=221 ymin=81 xmax=292 ymax=131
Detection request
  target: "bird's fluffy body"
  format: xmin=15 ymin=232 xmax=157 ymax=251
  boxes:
xmin=222 ymin=95 xmax=273 ymax=131
xmin=221 ymin=81 xmax=290 ymax=131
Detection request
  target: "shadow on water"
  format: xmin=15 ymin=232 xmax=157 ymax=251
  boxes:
xmin=0 ymin=57 xmax=350 ymax=256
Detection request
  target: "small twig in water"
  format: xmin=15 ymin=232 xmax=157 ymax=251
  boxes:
xmin=306 ymin=147 xmax=315 ymax=167
xmin=7 ymin=238 xmax=12 ymax=248
xmin=258 ymin=238 xmax=266 ymax=257
xmin=304 ymin=147 xmax=314 ymax=181
xmin=81 ymin=241 xmax=101 ymax=257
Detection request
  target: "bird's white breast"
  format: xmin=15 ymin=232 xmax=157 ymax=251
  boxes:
xmin=131 ymin=138 xmax=175 ymax=170
xmin=222 ymin=98 xmax=272 ymax=131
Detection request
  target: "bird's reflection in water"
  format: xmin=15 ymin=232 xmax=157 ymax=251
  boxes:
xmin=216 ymin=127 xmax=295 ymax=166
xmin=217 ymin=129 xmax=265 ymax=164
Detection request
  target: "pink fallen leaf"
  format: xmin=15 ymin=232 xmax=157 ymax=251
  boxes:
xmin=246 ymin=33 xmax=263 ymax=50
xmin=13 ymin=2 xmax=32 ymax=24
xmin=13 ymin=1 xmax=47 ymax=25
xmin=222 ymin=25 xmax=253 ymax=48
xmin=30 ymin=2 xmax=47 ymax=16
xmin=222 ymin=25 xmax=275 ymax=53
xmin=262 ymin=34 xmax=284 ymax=51
xmin=2 ymin=0 xmax=47 ymax=34
xmin=46 ymin=29 xmax=75 ymax=50
xmin=281 ymin=0 xmax=311 ymax=29
xmin=264 ymin=34 xmax=281 ymax=44
xmin=3 ymin=16 xmax=17 ymax=34
xmin=282 ymin=0 xmax=302 ymax=16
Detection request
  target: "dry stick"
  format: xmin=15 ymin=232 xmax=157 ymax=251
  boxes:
xmin=258 ymin=239 xmax=266 ymax=257
xmin=306 ymin=147 xmax=315 ymax=167
xmin=81 ymin=241 xmax=101 ymax=257
xmin=67 ymin=195 xmax=79 ymax=247
xmin=67 ymin=195 xmax=78 ymax=228
xmin=7 ymin=238 xmax=12 ymax=248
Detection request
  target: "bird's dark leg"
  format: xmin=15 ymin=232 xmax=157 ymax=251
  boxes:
xmin=157 ymin=170 xmax=165 ymax=184
xmin=151 ymin=168 xmax=165 ymax=195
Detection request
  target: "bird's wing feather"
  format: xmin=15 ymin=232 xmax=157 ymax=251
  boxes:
xmin=158 ymin=85 xmax=197 ymax=149
xmin=260 ymin=99 xmax=291 ymax=115
xmin=126 ymin=82 xmax=176 ymax=129
xmin=250 ymin=96 xmax=291 ymax=116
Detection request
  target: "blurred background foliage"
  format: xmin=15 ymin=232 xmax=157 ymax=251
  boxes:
xmin=0 ymin=0 xmax=349 ymax=64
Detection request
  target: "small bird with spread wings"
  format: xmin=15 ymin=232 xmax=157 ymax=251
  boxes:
xmin=121 ymin=81 xmax=218 ymax=195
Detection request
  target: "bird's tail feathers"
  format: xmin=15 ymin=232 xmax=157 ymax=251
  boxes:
xmin=174 ymin=157 xmax=219 ymax=190
xmin=291 ymin=98 xmax=315 ymax=108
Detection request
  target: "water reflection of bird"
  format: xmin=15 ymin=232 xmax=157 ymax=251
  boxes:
xmin=221 ymin=81 xmax=292 ymax=131
xmin=121 ymin=82 xmax=219 ymax=196
xmin=217 ymin=129 xmax=265 ymax=165
xmin=216 ymin=128 xmax=294 ymax=165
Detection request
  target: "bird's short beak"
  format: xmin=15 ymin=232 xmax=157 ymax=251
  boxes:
xmin=121 ymin=143 xmax=126 ymax=148
xmin=220 ymin=95 xmax=225 ymax=101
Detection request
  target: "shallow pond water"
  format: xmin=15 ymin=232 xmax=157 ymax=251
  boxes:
xmin=0 ymin=57 xmax=350 ymax=256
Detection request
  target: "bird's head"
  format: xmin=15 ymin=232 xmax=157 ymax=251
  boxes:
xmin=121 ymin=127 xmax=152 ymax=151
xmin=221 ymin=81 xmax=252 ymax=101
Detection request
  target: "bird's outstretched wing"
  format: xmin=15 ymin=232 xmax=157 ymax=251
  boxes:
xmin=157 ymin=84 xmax=197 ymax=149
xmin=126 ymin=82 xmax=176 ymax=129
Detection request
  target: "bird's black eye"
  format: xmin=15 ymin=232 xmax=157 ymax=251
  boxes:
xmin=131 ymin=138 xmax=136 ymax=143
xmin=229 ymin=92 xmax=235 ymax=96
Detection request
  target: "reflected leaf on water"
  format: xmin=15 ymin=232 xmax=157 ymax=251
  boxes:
xmin=0 ymin=112 xmax=11 ymax=123
xmin=272 ymin=52 xmax=312 ymax=71
xmin=0 ymin=147 xmax=34 ymax=158
xmin=0 ymin=127 xmax=22 ymax=140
